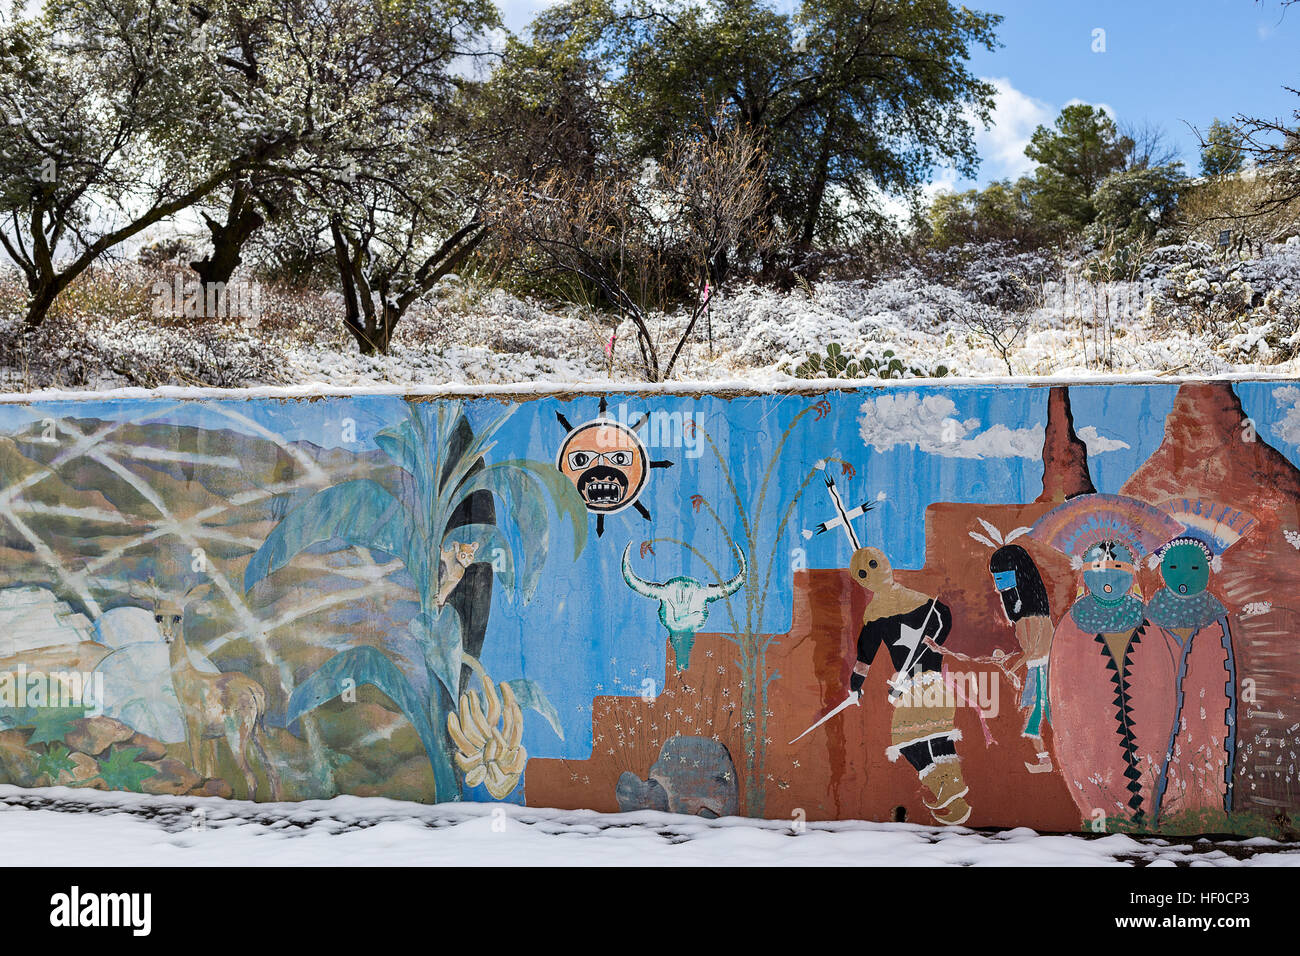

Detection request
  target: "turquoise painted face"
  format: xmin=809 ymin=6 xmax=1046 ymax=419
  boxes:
xmin=1082 ymin=542 xmax=1135 ymax=605
xmin=1160 ymin=541 xmax=1211 ymax=596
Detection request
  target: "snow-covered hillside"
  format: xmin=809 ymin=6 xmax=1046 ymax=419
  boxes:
xmin=2 ymin=240 xmax=1298 ymax=393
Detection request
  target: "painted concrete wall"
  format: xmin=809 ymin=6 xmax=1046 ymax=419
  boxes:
xmin=0 ymin=379 xmax=1297 ymax=836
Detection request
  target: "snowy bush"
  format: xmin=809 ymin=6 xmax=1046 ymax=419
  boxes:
xmin=1148 ymin=242 xmax=1300 ymax=359
xmin=913 ymin=241 xmax=1062 ymax=312
xmin=0 ymin=314 xmax=285 ymax=390
xmin=2 ymin=236 xmax=1300 ymax=391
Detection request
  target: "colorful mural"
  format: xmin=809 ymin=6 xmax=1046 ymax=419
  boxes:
xmin=1 ymin=380 xmax=1300 ymax=836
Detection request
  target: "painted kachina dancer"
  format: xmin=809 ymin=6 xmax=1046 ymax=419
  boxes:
xmin=1028 ymin=494 xmax=1183 ymax=829
xmin=848 ymin=546 xmax=971 ymax=825
xmin=969 ymin=519 xmax=1056 ymax=774
xmin=789 ymin=468 xmax=968 ymax=823
xmin=1136 ymin=498 xmax=1254 ymax=824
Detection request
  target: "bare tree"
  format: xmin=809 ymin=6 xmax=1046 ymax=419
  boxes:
xmin=656 ymin=122 xmax=772 ymax=377
xmin=490 ymin=115 xmax=769 ymax=381
xmin=1121 ymin=119 xmax=1179 ymax=170
xmin=956 ymin=300 xmax=1030 ymax=375
xmin=1233 ymin=100 xmax=1300 ymax=227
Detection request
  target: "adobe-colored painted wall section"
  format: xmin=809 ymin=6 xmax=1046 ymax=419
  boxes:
xmin=0 ymin=380 xmax=1298 ymax=836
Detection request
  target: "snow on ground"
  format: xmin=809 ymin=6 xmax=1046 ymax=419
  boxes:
xmin=3 ymin=240 xmax=1299 ymax=394
xmin=2 ymin=785 xmax=1299 ymax=866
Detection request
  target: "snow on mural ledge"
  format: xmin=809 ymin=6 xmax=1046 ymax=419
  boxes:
xmin=0 ymin=376 xmax=1298 ymax=838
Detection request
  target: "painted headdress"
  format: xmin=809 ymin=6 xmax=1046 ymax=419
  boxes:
xmin=1028 ymin=493 xmax=1184 ymax=569
xmin=1148 ymin=498 xmax=1257 ymax=571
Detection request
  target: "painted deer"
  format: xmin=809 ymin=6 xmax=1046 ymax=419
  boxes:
xmin=149 ymin=582 xmax=280 ymax=801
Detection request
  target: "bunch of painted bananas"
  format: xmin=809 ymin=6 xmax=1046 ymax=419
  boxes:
xmin=447 ymin=677 xmax=526 ymax=799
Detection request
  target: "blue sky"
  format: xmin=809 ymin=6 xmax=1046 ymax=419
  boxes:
xmin=495 ymin=0 xmax=1300 ymax=194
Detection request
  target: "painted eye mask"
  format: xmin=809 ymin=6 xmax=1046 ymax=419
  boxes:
xmin=556 ymin=421 xmax=648 ymax=514
xmin=992 ymin=569 xmax=1017 ymax=591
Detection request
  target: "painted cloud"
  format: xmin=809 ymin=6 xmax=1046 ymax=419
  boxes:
xmin=1274 ymin=385 xmax=1300 ymax=446
xmin=858 ymin=393 xmax=1127 ymax=460
xmin=1076 ymin=425 xmax=1131 ymax=454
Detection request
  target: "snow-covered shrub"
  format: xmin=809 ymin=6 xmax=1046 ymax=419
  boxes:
xmin=1139 ymin=242 xmax=1215 ymax=280
xmin=0 ymin=313 xmax=285 ymax=390
xmin=1148 ymin=242 xmax=1300 ymax=360
xmin=47 ymin=264 xmax=156 ymax=325
xmin=137 ymin=238 xmax=199 ymax=269
xmin=913 ymin=241 xmax=1062 ymax=312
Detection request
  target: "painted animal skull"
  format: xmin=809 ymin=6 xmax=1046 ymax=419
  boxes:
xmin=621 ymin=543 xmax=746 ymax=669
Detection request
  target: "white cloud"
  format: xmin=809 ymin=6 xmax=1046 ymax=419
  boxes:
xmin=858 ymin=394 xmax=1041 ymax=459
xmin=978 ymin=78 xmax=1055 ymax=181
xmin=928 ymin=77 xmax=1054 ymax=190
xmin=858 ymin=394 xmax=1129 ymax=461
xmin=1273 ymin=385 xmax=1300 ymax=445
xmin=1076 ymin=425 xmax=1130 ymax=454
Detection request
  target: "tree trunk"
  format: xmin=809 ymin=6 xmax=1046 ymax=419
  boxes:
xmin=800 ymin=115 xmax=837 ymax=253
xmin=22 ymin=278 xmax=61 ymax=329
xmin=331 ymin=218 xmax=379 ymax=355
xmin=191 ymin=183 xmax=265 ymax=286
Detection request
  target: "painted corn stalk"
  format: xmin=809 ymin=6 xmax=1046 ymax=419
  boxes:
xmin=242 ymin=401 xmax=584 ymax=800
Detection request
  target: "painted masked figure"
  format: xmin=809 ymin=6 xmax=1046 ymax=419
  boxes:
xmin=848 ymin=546 xmax=970 ymax=825
xmin=1029 ymin=494 xmax=1183 ymax=828
xmin=987 ymin=542 xmax=1055 ymax=773
xmin=1135 ymin=498 xmax=1254 ymax=823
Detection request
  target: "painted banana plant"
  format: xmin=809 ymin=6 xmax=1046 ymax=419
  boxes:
xmin=243 ymin=401 xmax=586 ymax=801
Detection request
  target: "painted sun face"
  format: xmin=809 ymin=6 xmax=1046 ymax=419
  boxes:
xmin=1160 ymin=541 xmax=1211 ymax=596
xmin=1082 ymin=542 xmax=1135 ymax=603
xmin=556 ymin=419 xmax=648 ymax=514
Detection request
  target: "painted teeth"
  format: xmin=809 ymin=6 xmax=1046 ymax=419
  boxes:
xmin=587 ymin=481 xmax=623 ymax=499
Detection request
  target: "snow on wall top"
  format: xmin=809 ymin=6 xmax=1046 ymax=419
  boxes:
xmin=0 ymin=370 xmax=1298 ymax=405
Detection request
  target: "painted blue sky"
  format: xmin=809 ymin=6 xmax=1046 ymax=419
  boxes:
xmin=495 ymin=0 xmax=1300 ymax=194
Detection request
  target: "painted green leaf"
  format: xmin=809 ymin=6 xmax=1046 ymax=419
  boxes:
xmin=411 ymin=605 xmax=463 ymax=702
xmin=439 ymin=406 xmax=513 ymax=498
xmin=95 ymin=747 xmax=157 ymax=792
xmin=374 ymin=419 xmax=425 ymax=485
xmin=25 ymin=706 xmax=86 ymax=746
xmin=37 ymin=743 xmax=77 ymax=783
xmin=243 ymin=479 xmax=423 ymax=593
xmin=505 ymin=678 xmax=565 ymax=741
xmin=460 ymin=459 xmax=587 ymax=603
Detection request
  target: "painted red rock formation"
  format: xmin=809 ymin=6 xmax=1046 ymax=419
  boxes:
xmin=1036 ymin=385 xmax=1096 ymax=503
